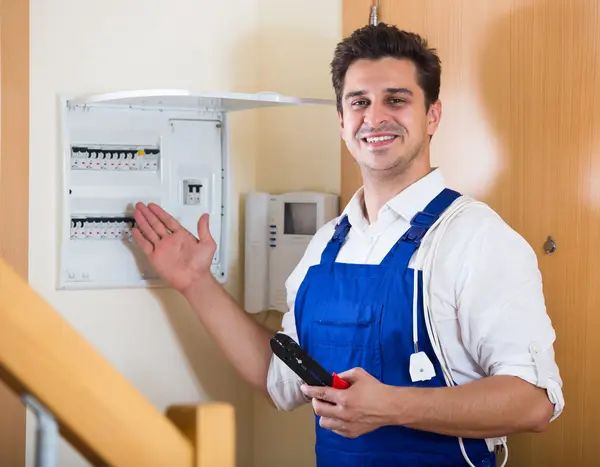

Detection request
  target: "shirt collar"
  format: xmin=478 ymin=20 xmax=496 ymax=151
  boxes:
xmin=341 ymin=168 xmax=448 ymax=228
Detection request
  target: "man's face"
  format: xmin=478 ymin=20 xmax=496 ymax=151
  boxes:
xmin=339 ymin=57 xmax=441 ymax=178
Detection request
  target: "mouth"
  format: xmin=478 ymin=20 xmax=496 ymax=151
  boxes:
xmin=360 ymin=134 xmax=399 ymax=150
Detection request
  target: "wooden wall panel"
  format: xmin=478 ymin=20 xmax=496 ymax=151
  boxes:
xmin=0 ymin=0 xmax=29 ymax=465
xmin=342 ymin=1 xmax=600 ymax=465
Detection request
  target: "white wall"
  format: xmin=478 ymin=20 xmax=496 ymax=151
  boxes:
xmin=29 ymin=0 xmax=260 ymax=465
xmin=29 ymin=0 xmax=342 ymax=466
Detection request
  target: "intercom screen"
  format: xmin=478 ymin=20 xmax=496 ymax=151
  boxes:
xmin=284 ymin=202 xmax=317 ymax=235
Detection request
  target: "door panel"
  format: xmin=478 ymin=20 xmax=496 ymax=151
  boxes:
xmin=342 ymin=1 xmax=600 ymax=465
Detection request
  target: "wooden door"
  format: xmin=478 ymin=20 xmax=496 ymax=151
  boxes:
xmin=0 ymin=0 xmax=29 ymax=465
xmin=342 ymin=1 xmax=600 ymax=466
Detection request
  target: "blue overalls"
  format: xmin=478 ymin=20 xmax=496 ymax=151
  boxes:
xmin=294 ymin=188 xmax=496 ymax=467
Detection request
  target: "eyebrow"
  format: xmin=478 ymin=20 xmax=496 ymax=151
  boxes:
xmin=344 ymin=88 xmax=413 ymax=101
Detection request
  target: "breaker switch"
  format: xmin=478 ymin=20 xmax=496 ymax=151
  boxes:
xmin=70 ymin=145 xmax=160 ymax=172
xmin=70 ymin=215 xmax=136 ymax=241
xmin=184 ymin=180 xmax=203 ymax=205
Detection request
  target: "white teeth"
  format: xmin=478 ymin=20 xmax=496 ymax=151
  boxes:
xmin=365 ymin=135 xmax=396 ymax=143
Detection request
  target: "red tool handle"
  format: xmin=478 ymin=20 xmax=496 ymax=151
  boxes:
xmin=332 ymin=373 xmax=350 ymax=389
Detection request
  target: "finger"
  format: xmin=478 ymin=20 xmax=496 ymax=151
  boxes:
xmin=131 ymin=228 xmax=154 ymax=255
xmin=133 ymin=205 xmax=160 ymax=244
xmin=319 ymin=416 xmax=346 ymax=432
xmin=137 ymin=203 xmax=170 ymax=238
xmin=333 ymin=429 xmax=357 ymax=439
xmin=312 ymin=398 xmax=342 ymax=419
xmin=301 ymin=384 xmax=338 ymax=404
xmin=337 ymin=367 xmax=365 ymax=383
xmin=196 ymin=214 xmax=214 ymax=244
xmin=147 ymin=203 xmax=183 ymax=233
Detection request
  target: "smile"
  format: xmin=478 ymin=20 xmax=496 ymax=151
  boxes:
xmin=363 ymin=135 xmax=397 ymax=143
xmin=360 ymin=134 xmax=399 ymax=149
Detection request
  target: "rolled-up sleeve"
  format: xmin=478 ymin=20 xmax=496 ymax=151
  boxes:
xmin=266 ymin=221 xmax=336 ymax=411
xmin=266 ymin=308 xmax=310 ymax=411
xmin=454 ymin=209 xmax=564 ymax=421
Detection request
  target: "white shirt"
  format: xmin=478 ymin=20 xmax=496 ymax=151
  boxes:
xmin=266 ymin=168 xmax=564 ymax=428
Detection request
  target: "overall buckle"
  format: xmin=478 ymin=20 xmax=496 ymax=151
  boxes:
xmin=401 ymin=210 xmax=438 ymax=246
xmin=331 ymin=216 xmax=350 ymax=241
xmin=410 ymin=210 xmax=438 ymax=229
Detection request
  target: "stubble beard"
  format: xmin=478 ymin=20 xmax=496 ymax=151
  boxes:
xmin=360 ymin=140 xmax=424 ymax=185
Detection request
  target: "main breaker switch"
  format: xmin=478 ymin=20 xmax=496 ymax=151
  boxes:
xmin=184 ymin=180 xmax=203 ymax=205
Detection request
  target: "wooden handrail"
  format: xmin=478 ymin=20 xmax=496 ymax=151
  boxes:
xmin=167 ymin=404 xmax=235 ymax=467
xmin=0 ymin=257 xmax=234 ymax=466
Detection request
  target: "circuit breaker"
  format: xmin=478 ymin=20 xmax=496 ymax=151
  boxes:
xmin=183 ymin=180 xmax=203 ymax=205
xmin=58 ymin=89 xmax=334 ymax=289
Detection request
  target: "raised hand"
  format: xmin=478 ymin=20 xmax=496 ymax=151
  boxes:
xmin=131 ymin=202 xmax=216 ymax=293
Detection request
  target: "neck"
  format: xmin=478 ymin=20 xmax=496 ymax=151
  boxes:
xmin=361 ymin=162 xmax=433 ymax=224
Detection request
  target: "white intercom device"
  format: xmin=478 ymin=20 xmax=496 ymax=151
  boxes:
xmin=58 ymin=89 xmax=334 ymax=289
xmin=244 ymin=191 xmax=339 ymax=314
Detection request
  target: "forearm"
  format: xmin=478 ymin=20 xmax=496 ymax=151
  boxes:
xmin=182 ymin=276 xmax=275 ymax=399
xmin=392 ymin=375 xmax=554 ymax=438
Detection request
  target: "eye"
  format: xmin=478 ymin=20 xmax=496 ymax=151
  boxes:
xmin=389 ymin=98 xmax=406 ymax=105
xmin=351 ymin=99 xmax=369 ymax=107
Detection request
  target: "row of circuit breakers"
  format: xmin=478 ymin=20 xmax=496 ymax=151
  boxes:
xmin=70 ymin=216 xmax=136 ymax=240
xmin=70 ymin=145 xmax=160 ymax=171
xmin=69 ymin=144 xmax=161 ymax=240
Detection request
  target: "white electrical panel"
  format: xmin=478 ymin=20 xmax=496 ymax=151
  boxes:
xmin=58 ymin=89 xmax=334 ymax=290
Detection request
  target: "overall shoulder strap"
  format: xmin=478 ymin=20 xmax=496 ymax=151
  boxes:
xmin=320 ymin=215 xmax=351 ymax=264
xmin=381 ymin=188 xmax=462 ymax=269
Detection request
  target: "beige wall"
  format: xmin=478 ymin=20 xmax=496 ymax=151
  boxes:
xmin=28 ymin=0 xmax=260 ymax=465
xmin=257 ymin=0 xmax=342 ymax=195
xmin=29 ymin=0 xmax=342 ymax=466
xmin=253 ymin=2 xmax=342 ymax=466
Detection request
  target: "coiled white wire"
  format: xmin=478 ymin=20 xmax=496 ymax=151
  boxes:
xmin=411 ymin=195 xmax=509 ymax=467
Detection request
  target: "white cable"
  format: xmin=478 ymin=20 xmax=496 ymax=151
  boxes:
xmin=412 ymin=195 xmax=509 ymax=467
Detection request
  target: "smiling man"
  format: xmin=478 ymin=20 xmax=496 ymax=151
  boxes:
xmin=131 ymin=23 xmax=564 ymax=467
xmin=334 ymin=54 xmax=439 ymax=224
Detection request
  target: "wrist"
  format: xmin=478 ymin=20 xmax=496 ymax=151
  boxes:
xmin=181 ymin=272 xmax=219 ymax=302
xmin=387 ymin=386 xmax=422 ymax=427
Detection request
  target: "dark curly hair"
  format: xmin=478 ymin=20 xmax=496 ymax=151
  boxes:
xmin=331 ymin=23 xmax=442 ymax=114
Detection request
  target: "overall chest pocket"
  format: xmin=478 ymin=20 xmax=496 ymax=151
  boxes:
xmin=309 ymin=302 xmax=383 ymax=380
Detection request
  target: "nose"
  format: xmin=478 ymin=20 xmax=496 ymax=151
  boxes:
xmin=364 ymin=101 xmax=389 ymax=128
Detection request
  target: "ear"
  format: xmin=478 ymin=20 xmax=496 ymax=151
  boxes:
xmin=337 ymin=110 xmax=344 ymax=130
xmin=426 ymin=99 xmax=442 ymax=136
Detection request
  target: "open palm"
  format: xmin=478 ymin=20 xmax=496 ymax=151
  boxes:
xmin=131 ymin=202 xmax=216 ymax=293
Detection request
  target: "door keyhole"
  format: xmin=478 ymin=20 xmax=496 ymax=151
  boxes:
xmin=544 ymin=236 xmax=557 ymax=254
